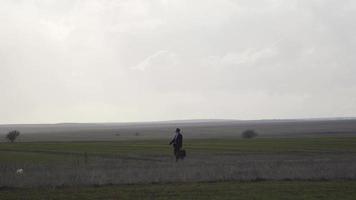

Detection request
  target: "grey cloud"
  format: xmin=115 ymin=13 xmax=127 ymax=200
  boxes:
xmin=1 ymin=0 xmax=356 ymax=123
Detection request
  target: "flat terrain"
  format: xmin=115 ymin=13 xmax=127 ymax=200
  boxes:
xmin=1 ymin=137 xmax=356 ymax=188
xmin=2 ymin=181 xmax=356 ymax=200
xmin=1 ymin=119 xmax=356 ymax=199
xmin=1 ymin=119 xmax=356 ymax=142
xmin=1 ymin=137 xmax=356 ymax=163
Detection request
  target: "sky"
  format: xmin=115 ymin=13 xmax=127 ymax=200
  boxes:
xmin=1 ymin=0 xmax=356 ymax=124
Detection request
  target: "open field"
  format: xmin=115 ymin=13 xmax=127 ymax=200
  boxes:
xmin=1 ymin=119 xmax=356 ymax=142
xmin=1 ymin=137 xmax=356 ymax=188
xmin=1 ymin=137 xmax=356 ymax=162
xmin=1 ymin=119 xmax=356 ymax=198
xmin=2 ymin=181 xmax=356 ymax=200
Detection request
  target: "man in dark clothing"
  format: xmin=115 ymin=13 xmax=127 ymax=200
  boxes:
xmin=169 ymin=128 xmax=183 ymax=161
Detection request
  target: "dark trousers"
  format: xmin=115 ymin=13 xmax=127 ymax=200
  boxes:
xmin=173 ymin=145 xmax=181 ymax=160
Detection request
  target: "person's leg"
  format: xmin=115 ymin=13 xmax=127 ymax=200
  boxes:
xmin=174 ymin=147 xmax=179 ymax=161
xmin=177 ymin=147 xmax=182 ymax=160
xmin=173 ymin=144 xmax=177 ymax=155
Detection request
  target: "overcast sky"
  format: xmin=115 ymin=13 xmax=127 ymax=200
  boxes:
xmin=1 ymin=0 xmax=356 ymax=124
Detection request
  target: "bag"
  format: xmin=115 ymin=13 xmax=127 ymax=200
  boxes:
xmin=178 ymin=149 xmax=186 ymax=159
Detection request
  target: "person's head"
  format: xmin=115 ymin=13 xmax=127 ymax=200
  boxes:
xmin=175 ymin=128 xmax=181 ymax=133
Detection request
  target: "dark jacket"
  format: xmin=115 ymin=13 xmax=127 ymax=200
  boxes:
xmin=170 ymin=133 xmax=183 ymax=149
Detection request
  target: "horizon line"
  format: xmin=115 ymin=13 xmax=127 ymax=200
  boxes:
xmin=1 ymin=116 xmax=356 ymax=126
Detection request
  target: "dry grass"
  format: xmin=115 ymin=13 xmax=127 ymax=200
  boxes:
xmin=1 ymin=152 xmax=356 ymax=188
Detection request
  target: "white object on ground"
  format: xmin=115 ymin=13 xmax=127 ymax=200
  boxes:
xmin=16 ymin=168 xmax=23 ymax=175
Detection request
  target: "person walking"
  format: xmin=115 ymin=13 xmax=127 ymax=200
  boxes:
xmin=169 ymin=128 xmax=183 ymax=161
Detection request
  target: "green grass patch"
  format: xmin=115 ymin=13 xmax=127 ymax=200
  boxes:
xmin=1 ymin=137 xmax=356 ymax=163
xmin=1 ymin=180 xmax=356 ymax=200
xmin=0 ymin=151 xmax=75 ymax=164
xmin=186 ymin=137 xmax=356 ymax=153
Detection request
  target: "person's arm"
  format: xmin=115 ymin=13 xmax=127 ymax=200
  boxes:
xmin=169 ymin=136 xmax=175 ymax=145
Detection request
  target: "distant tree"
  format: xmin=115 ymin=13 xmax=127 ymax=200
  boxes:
xmin=6 ymin=130 xmax=20 ymax=143
xmin=241 ymin=129 xmax=258 ymax=139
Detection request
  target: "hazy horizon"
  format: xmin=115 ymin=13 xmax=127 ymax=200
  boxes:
xmin=1 ymin=117 xmax=356 ymax=126
xmin=1 ymin=0 xmax=356 ymax=124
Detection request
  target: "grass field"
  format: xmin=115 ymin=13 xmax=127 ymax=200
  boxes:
xmin=1 ymin=137 xmax=356 ymax=163
xmin=1 ymin=137 xmax=356 ymax=198
xmin=2 ymin=119 xmax=356 ymax=142
xmin=1 ymin=181 xmax=356 ymax=200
